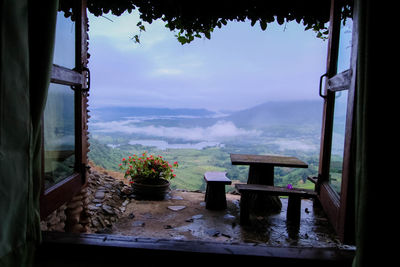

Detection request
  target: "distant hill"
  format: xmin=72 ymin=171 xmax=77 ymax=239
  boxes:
xmin=91 ymin=106 xmax=216 ymax=121
xmin=90 ymin=100 xmax=325 ymax=130
xmin=228 ymin=100 xmax=323 ymax=128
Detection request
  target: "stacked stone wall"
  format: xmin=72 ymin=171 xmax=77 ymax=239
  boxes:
xmin=40 ymin=169 xmax=130 ymax=233
xmin=40 ymin=187 xmax=90 ymax=233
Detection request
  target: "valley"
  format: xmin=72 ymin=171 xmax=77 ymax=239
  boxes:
xmin=88 ymin=100 xmax=334 ymax=192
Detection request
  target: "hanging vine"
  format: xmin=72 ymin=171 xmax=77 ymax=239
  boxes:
xmin=59 ymin=0 xmax=353 ymax=44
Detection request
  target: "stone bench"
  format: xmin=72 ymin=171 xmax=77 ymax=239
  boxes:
xmin=204 ymin=172 xmax=231 ymax=210
xmin=235 ymin=184 xmax=317 ymax=225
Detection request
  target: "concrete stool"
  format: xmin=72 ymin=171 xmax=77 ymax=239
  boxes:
xmin=204 ymin=172 xmax=231 ymax=210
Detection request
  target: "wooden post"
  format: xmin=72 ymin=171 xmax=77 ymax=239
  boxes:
xmin=287 ymin=195 xmax=301 ymax=226
xmin=205 ymin=183 xmax=227 ymax=210
xmin=239 ymin=192 xmax=250 ymax=225
xmin=248 ymin=164 xmax=274 ymax=185
xmin=248 ymin=165 xmax=281 ymax=213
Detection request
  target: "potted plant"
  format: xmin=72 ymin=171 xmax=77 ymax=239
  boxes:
xmin=119 ymin=152 xmax=178 ymax=200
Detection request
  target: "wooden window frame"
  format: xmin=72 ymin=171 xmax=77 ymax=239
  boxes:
xmin=317 ymin=0 xmax=357 ymax=244
xmin=40 ymin=0 xmax=89 ymax=219
xmin=36 ymin=2 xmax=357 ymax=264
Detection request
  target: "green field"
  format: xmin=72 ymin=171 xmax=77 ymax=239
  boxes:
xmin=88 ymin=138 xmax=318 ymax=192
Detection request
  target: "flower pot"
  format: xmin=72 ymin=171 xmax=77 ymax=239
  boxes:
xmin=131 ymin=178 xmax=170 ymax=200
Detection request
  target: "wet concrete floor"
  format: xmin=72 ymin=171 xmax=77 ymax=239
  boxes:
xmin=110 ymin=190 xmax=348 ymax=248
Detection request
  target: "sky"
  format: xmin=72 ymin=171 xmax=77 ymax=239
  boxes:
xmin=87 ymin=11 xmax=328 ymax=112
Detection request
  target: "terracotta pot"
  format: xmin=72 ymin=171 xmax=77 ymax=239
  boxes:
xmin=131 ymin=178 xmax=170 ymax=200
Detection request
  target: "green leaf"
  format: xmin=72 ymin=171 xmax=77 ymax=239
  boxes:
xmin=177 ymin=36 xmax=187 ymax=44
xmin=260 ymin=20 xmax=267 ymax=31
xmin=277 ymin=16 xmax=285 ymax=25
xmin=133 ymin=35 xmax=140 ymax=44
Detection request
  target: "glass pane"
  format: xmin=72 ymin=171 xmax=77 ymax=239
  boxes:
xmin=44 ymin=83 xmax=75 ymax=189
xmin=329 ymin=90 xmax=348 ymax=195
xmin=336 ymin=17 xmax=353 ymax=73
xmin=53 ymin=11 xmax=75 ymax=68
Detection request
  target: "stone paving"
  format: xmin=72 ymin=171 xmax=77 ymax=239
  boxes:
xmin=86 ymin=167 xmax=348 ymax=248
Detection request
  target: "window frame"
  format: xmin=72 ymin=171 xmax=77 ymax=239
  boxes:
xmin=35 ymin=0 xmax=357 ymax=263
xmin=317 ymin=0 xmax=357 ymax=244
xmin=40 ymin=0 xmax=89 ymax=219
xmin=38 ymin=0 xmax=356 ymax=250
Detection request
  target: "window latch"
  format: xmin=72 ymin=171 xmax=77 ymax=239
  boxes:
xmin=319 ymin=73 xmax=328 ymax=99
xmin=82 ymin=67 xmax=90 ymax=92
xmin=71 ymin=66 xmax=90 ymax=92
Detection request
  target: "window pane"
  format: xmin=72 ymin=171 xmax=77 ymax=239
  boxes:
xmin=336 ymin=17 xmax=353 ymax=73
xmin=329 ymin=90 xmax=348 ymax=195
xmin=44 ymin=83 xmax=75 ymax=189
xmin=53 ymin=11 xmax=75 ymax=68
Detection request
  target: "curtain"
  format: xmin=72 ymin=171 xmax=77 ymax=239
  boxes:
xmin=0 ymin=0 xmax=58 ymax=266
xmin=353 ymin=0 xmax=388 ymax=266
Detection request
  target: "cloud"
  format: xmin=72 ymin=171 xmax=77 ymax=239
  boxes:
xmin=88 ymin=15 xmax=327 ymax=112
xmin=90 ymin=120 xmax=261 ymax=142
xmin=269 ymin=139 xmax=318 ymax=152
xmin=152 ymin=68 xmax=183 ymax=76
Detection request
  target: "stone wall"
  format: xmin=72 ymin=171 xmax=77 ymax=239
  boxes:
xmin=40 ymin=168 xmax=130 ymax=233
xmin=86 ymin=170 xmax=130 ymax=233
xmin=40 ymin=203 xmax=67 ymax=232
xmin=65 ymin=187 xmax=91 ymax=233
xmin=40 ymin=187 xmax=90 ymax=233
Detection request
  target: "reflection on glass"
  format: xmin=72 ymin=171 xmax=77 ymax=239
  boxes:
xmin=44 ymin=83 xmax=75 ymax=189
xmin=329 ymin=90 xmax=348 ymax=195
xmin=53 ymin=11 xmax=75 ymax=68
xmin=337 ymin=17 xmax=353 ymax=73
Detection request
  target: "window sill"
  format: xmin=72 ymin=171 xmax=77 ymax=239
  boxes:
xmin=36 ymin=231 xmax=355 ymax=266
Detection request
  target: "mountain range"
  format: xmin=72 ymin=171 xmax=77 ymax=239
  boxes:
xmin=228 ymin=100 xmax=323 ymax=127
xmin=91 ymin=106 xmax=215 ymax=122
xmin=92 ymin=99 xmax=324 ymax=128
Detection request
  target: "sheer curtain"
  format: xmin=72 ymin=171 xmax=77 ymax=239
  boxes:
xmin=0 ymin=0 xmax=58 ymax=266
